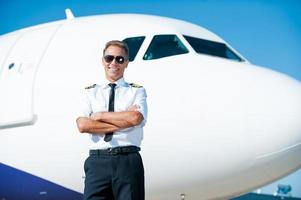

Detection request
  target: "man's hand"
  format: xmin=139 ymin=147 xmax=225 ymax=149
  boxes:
xmin=76 ymin=117 xmax=121 ymax=134
xmin=90 ymin=112 xmax=103 ymax=121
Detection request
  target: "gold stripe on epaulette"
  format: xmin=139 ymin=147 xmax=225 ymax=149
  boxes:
xmin=85 ymin=84 xmax=96 ymax=89
xmin=129 ymin=83 xmax=143 ymax=88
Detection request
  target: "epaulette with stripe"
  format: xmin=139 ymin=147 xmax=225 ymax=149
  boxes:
xmin=85 ymin=84 xmax=96 ymax=89
xmin=129 ymin=83 xmax=143 ymax=88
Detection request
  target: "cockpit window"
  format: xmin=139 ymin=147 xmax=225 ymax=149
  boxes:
xmin=143 ymin=35 xmax=188 ymax=60
xmin=183 ymin=35 xmax=243 ymax=62
xmin=123 ymin=36 xmax=145 ymax=61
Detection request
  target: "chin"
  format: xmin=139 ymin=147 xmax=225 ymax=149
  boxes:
xmin=108 ymin=75 xmax=121 ymax=81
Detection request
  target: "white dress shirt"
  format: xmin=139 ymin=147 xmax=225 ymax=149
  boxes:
xmin=79 ymin=78 xmax=147 ymax=149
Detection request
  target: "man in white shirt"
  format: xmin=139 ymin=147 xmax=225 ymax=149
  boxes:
xmin=76 ymin=40 xmax=147 ymax=200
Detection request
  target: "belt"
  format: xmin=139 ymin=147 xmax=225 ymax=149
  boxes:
xmin=89 ymin=146 xmax=140 ymax=155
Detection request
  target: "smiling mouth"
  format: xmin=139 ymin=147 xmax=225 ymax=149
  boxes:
xmin=108 ymin=67 xmax=119 ymax=72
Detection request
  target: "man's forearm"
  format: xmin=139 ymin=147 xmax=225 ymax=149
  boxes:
xmin=76 ymin=117 xmax=121 ymax=134
xmin=91 ymin=111 xmax=143 ymax=128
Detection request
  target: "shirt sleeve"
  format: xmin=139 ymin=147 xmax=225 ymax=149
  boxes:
xmin=134 ymin=87 xmax=148 ymax=127
xmin=78 ymin=89 xmax=92 ymax=118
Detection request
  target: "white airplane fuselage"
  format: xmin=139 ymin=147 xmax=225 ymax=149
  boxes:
xmin=0 ymin=14 xmax=301 ymax=200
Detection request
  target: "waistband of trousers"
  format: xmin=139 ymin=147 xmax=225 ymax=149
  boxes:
xmin=89 ymin=146 xmax=140 ymax=156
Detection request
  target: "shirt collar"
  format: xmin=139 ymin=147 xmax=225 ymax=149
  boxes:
xmin=101 ymin=77 xmax=128 ymax=89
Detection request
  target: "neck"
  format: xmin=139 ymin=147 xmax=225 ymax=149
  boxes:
xmin=106 ymin=76 xmax=123 ymax=83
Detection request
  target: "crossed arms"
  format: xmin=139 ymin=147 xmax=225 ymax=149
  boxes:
xmin=76 ymin=105 xmax=144 ymax=135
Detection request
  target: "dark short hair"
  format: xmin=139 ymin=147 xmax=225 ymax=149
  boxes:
xmin=103 ymin=40 xmax=129 ymax=59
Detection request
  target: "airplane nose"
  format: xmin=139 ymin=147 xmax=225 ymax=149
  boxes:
xmin=250 ymin=69 xmax=301 ymax=179
xmin=194 ymin=64 xmax=301 ymax=197
xmin=248 ymin=69 xmax=301 ymax=155
xmin=184 ymin=62 xmax=301 ymax=189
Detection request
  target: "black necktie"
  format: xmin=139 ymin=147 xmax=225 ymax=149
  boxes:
xmin=104 ymin=83 xmax=116 ymax=142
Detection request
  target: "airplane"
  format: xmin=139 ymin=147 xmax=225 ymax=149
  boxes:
xmin=1 ymin=10 xmax=301 ymax=200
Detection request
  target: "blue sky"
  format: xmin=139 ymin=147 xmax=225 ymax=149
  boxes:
xmin=0 ymin=0 xmax=300 ymax=197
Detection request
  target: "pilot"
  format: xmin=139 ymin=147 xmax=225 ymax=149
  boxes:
xmin=76 ymin=40 xmax=147 ymax=200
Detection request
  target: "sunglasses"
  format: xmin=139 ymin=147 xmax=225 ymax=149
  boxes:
xmin=103 ymin=55 xmax=127 ymax=64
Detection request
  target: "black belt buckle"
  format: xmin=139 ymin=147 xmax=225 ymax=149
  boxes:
xmin=107 ymin=147 xmax=113 ymax=153
xmin=90 ymin=146 xmax=140 ymax=156
xmin=110 ymin=147 xmax=119 ymax=155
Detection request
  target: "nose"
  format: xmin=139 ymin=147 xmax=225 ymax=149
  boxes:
xmin=111 ymin=58 xmax=118 ymax=65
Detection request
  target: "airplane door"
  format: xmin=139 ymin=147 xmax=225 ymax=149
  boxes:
xmin=0 ymin=25 xmax=60 ymax=129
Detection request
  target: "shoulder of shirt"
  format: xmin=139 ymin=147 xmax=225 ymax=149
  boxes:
xmin=84 ymin=84 xmax=97 ymax=90
xmin=129 ymin=83 xmax=143 ymax=88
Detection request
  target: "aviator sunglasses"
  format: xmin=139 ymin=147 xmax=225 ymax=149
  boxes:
xmin=103 ymin=55 xmax=127 ymax=64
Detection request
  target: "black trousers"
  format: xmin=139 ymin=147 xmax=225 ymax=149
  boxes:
xmin=83 ymin=151 xmax=144 ymax=200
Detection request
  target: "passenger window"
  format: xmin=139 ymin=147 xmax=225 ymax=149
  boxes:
xmin=143 ymin=35 xmax=188 ymax=60
xmin=123 ymin=36 xmax=145 ymax=61
xmin=183 ymin=35 xmax=243 ymax=62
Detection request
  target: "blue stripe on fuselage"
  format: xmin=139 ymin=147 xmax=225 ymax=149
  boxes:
xmin=0 ymin=163 xmax=83 ymax=200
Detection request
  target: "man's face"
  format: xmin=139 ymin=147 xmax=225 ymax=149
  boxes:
xmin=102 ymin=45 xmax=129 ymax=82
